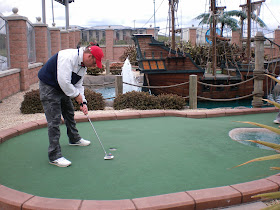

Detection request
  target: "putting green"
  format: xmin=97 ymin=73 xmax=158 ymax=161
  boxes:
xmin=0 ymin=113 xmax=279 ymax=200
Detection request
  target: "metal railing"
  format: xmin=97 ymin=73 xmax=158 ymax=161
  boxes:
xmin=47 ymin=28 xmax=51 ymax=59
xmin=26 ymin=20 xmax=36 ymax=63
xmin=0 ymin=16 xmax=10 ymax=71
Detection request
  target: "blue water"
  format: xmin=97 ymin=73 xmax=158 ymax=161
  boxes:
xmin=93 ymin=87 xmax=115 ymax=100
xmin=196 ymin=99 xmax=253 ymax=109
xmin=235 ymin=132 xmax=280 ymax=151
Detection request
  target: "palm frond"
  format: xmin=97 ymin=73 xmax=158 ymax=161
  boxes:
xmin=234 ymin=121 xmax=280 ymax=135
xmin=245 ymin=140 xmax=280 ymax=151
xmin=265 ymin=74 xmax=280 ymax=84
xmin=262 ymin=99 xmax=280 ymax=109
xmin=233 ymin=153 xmax=280 ymax=168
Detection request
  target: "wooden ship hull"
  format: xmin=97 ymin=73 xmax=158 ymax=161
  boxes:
xmin=132 ymin=34 xmax=275 ymax=100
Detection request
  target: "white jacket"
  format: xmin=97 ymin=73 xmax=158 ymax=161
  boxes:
xmin=57 ymin=47 xmax=87 ymax=103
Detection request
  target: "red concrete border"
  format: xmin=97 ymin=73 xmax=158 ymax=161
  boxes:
xmin=187 ymin=186 xmax=242 ymax=209
xmin=0 ymin=107 xmax=279 ymax=210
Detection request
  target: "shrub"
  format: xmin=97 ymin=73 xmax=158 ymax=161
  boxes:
xmin=119 ymin=45 xmax=137 ymax=66
xmin=113 ymin=91 xmax=185 ymax=110
xmin=20 ymin=89 xmax=44 ymax=114
xmin=157 ymin=94 xmax=186 ymax=110
xmin=110 ymin=62 xmax=123 ymax=75
xmin=113 ymin=91 xmax=159 ymax=110
xmin=87 ymin=65 xmax=105 ymax=75
xmin=72 ymin=88 xmax=105 ymax=111
xmin=21 ymin=88 xmax=105 ymax=114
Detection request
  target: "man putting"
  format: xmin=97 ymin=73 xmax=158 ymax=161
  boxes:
xmin=38 ymin=45 xmax=104 ymax=167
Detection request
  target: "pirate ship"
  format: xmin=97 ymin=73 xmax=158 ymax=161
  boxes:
xmin=132 ymin=0 xmax=278 ymax=100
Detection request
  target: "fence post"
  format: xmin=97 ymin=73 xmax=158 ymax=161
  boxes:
xmin=115 ymin=75 xmax=123 ymax=96
xmin=189 ymin=75 xmax=197 ymax=109
xmin=105 ymin=59 xmax=110 ymax=75
xmin=252 ymin=32 xmax=265 ymax=108
xmin=49 ymin=24 xmax=61 ymax=56
xmin=68 ymin=28 xmax=75 ymax=49
xmin=60 ymin=28 xmax=69 ymax=50
xmin=33 ymin=17 xmax=49 ymax=64
xmin=5 ymin=8 xmax=29 ymax=91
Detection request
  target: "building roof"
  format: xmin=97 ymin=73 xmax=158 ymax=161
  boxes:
xmin=88 ymin=25 xmax=133 ymax=30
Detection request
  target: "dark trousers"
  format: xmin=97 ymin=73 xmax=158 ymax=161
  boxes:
xmin=39 ymin=81 xmax=81 ymax=161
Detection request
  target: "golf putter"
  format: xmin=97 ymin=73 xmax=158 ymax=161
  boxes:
xmin=86 ymin=114 xmax=114 ymax=160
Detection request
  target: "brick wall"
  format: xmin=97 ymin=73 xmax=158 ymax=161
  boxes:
xmin=68 ymin=30 xmax=75 ymax=48
xmin=60 ymin=30 xmax=69 ymax=50
xmin=34 ymin=24 xmax=49 ymax=63
xmin=50 ymin=28 xmax=61 ymax=56
xmin=231 ymin=30 xmax=241 ymax=47
xmin=189 ymin=28 xmax=197 ymax=46
xmin=113 ymin=46 xmax=127 ymax=61
xmin=0 ymin=70 xmax=20 ymax=100
xmin=105 ymin=28 xmax=114 ymax=61
xmin=7 ymin=18 xmax=29 ymax=91
xmin=1 ymin=10 xmax=43 ymax=101
xmin=274 ymin=28 xmax=280 ymax=56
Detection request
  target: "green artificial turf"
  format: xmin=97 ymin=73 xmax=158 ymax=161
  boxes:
xmin=0 ymin=112 xmax=279 ymax=200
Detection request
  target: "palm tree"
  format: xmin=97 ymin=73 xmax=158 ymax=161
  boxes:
xmin=224 ymin=10 xmax=267 ymax=44
xmin=194 ymin=13 xmax=239 ymax=37
xmin=194 ymin=10 xmax=267 ymax=39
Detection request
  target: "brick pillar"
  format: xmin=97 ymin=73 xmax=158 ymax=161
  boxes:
xmin=189 ymin=27 xmax=197 ymax=46
xmin=68 ymin=29 xmax=75 ymax=49
xmin=60 ymin=29 xmax=69 ymax=50
xmin=50 ymin=27 xmax=61 ymax=55
xmin=274 ymin=26 xmax=280 ymax=56
xmin=34 ymin=20 xmax=49 ymax=63
xmin=105 ymin=27 xmax=114 ymax=61
xmin=5 ymin=8 xmax=29 ymax=91
xmin=231 ymin=29 xmax=241 ymax=47
xmin=146 ymin=27 xmax=155 ymax=37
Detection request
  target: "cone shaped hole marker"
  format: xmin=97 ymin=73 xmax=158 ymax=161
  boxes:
xmin=86 ymin=115 xmax=114 ymax=160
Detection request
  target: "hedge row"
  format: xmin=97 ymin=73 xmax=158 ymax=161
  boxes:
xmin=20 ymin=89 xmax=186 ymax=114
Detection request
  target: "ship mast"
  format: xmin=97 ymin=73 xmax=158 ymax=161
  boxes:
xmin=247 ymin=0 xmax=251 ymax=64
xmin=169 ymin=0 xmax=178 ymax=51
xmin=211 ymin=0 xmax=217 ymax=76
xmin=240 ymin=0 xmax=266 ymax=64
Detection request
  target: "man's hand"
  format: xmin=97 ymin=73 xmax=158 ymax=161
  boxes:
xmin=75 ymin=94 xmax=83 ymax=105
xmin=80 ymin=103 xmax=88 ymax=115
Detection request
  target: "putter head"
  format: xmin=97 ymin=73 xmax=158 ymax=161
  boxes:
xmin=104 ymin=154 xmax=114 ymax=160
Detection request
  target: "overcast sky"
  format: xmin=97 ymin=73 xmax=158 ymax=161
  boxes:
xmin=1 ymin=0 xmax=280 ymax=36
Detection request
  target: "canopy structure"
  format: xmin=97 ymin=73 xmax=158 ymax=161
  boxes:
xmin=42 ymin=0 xmax=74 ymax=29
xmin=54 ymin=0 xmax=74 ymax=6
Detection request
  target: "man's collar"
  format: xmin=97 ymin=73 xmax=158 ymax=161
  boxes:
xmin=77 ymin=47 xmax=85 ymax=68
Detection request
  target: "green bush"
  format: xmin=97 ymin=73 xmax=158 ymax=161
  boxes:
xmin=110 ymin=62 xmax=123 ymax=75
xmin=87 ymin=65 xmax=105 ymax=75
xmin=113 ymin=91 xmax=186 ymax=110
xmin=113 ymin=91 xmax=159 ymax=110
xmin=119 ymin=45 xmax=137 ymax=65
xmin=72 ymin=88 xmax=105 ymax=111
xmin=157 ymin=94 xmax=186 ymax=110
xmin=20 ymin=88 xmax=105 ymax=114
xmin=20 ymin=89 xmax=44 ymax=114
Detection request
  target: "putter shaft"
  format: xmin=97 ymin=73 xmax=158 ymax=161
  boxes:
xmin=86 ymin=115 xmax=108 ymax=156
